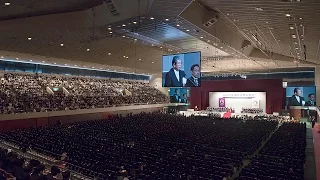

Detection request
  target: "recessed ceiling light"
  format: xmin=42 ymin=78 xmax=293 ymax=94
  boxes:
xmin=83 ymin=66 xmax=86 ymax=67
xmin=286 ymin=14 xmax=291 ymax=17
xmin=108 ymin=27 xmax=112 ymax=30
xmin=60 ymin=43 xmax=64 ymax=46
xmin=134 ymin=38 xmax=137 ymax=41
xmin=108 ymin=53 xmax=111 ymax=55
xmin=122 ymin=24 xmax=126 ymax=27
xmin=150 ymin=17 xmax=154 ymax=20
xmin=122 ymin=35 xmax=125 ymax=38
xmin=126 ymin=56 xmax=129 ymax=59
xmin=109 ymin=31 xmax=113 ymax=34
xmin=292 ymin=34 xmax=296 ymax=38
xmin=16 ymin=58 xmax=19 ymax=60
xmin=4 ymin=2 xmax=10 ymax=6
xmin=294 ymin=42 xmax=298 ymax=44
xmin=160 ymin=47 xmax=162 ymax=49
xmin=87 ymin=49 xmax=90 ymax=51
xmin=152 ymin=62 xmax=154 ymax=63
xmin=290 ymin=27 xmax=294 ymax=29
xmin=133 ymin=21 xmax=137 ymax=24
xmin=295 ymin=47 xmax=298 ymax=49
xmin=100 ymin=68 xmax=102 ymax=69
xmin=186 ymin=29 xmax=190 ymax=32
xmin=74 ymin=65 xmax=77 ymax=66
xmin=176 ymin=24 xmax=180 ymax=27
xmin=266 ymin=21 xmax=269 ymax=24
xmin=299 ymin=17 xmax=303 ymax=20
xmin=42 ymin=61 xmax=45 ymax=63
xmin=123 ymin=56 xmax=126 ymax=58
xmin=200 ymin=37 xmax=203 ymax=38
xmin=29 ymin=60 xmax=32 ymax=62
xmin=53 ymin=63 xmax=56 ymax=64
xmin=64 ymin=64 xmax=67 ymax=65
xmin=92 ymin=67 xmax=94 ymax=68
xmin=138 ymin=59 xmax=141 ymax=61
xmin=28 ymin=37 xmax=32 ymax=40
xmin=255 ymin=7 xmax=263 ymax=11
xmin=165 ymin=18 xmax=169 ymax=21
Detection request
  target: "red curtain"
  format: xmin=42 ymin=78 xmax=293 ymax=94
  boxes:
xmin=189 ymin=79 xmax=284 ymax=114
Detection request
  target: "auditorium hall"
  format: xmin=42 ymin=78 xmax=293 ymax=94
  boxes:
xmin=0 ymin=0 xmax=319 ymax=179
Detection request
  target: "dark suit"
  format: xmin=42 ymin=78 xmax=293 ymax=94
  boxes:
xmin=185 ymin=77 xmax=201 ymax=87
xmin=288 ymin=95 xmax=304 ymax=106
xmin=181 ymin=98 xmax=187 ymax=103
xmin=164 ymin=68 xmax=186 ymax=87
xmin=170 ymin=95 xmax=181 ymax=103
xmin=305 ymin=100 xmax=317 ymax=120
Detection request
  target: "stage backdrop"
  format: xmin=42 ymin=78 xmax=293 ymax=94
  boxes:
xmin=209 ymin=92 xmax=266 ymax=113
xmin=189 ymin=79 xmax=284 ymax=114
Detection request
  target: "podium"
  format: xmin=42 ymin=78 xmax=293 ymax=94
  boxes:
xmin=289 ymin=106 xmax=318 ymax=120
xmin=289 ymin=108 xmax=301 ymax=120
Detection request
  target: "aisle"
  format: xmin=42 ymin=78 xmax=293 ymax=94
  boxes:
xmin=312 ymin=124 xmax=320 ymax=180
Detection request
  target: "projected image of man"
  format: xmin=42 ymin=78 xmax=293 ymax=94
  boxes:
xmin=164 ymin=56 xmax=186 ymax=87
xmin=170 ymin=89 xmax=181 ymax=103
xmin=289 ymin=88 xmax=305 ymax=106
xmin=185 ymin=64 xmax=200 ymax=87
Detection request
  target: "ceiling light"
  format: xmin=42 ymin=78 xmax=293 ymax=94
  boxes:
xmin=152 ymin=62 xmax=154 ymax=63
xmin=295 ymin=47 xmax=298 ymax=49
xmin=165 ymin=18 xmax=169 ymax=21
xmin=108 ymin=53 xmax=111 ymax=55
xmin=266 ymin=21 xmax=269 ymax=24
xmin=83 ymin=66 xmax=86 ymax=67
xmin=29 ymin=60 xmax=32 ymax=62
xmin=300 ymin=24 xmax=303 ymax=27
xmin=92 ymin=67 xmax=94 ymax=68
xmin=42 ymin=61 xmax=45 ymax=63
xmin=292 ymin=34 xmax=296 ymax=38
xmin=123 ymin=56 xmax=126 ymax=58
xmin=299 ymin=17 xmax=303 ymax=20
xmin=53 ymin=63 xmax=56 ymax=64
xmin=290 ymin=27 xmax=294 ymax=29
xmin=220 ymin=47 xmax=223 ymax=48
xmin=60 ymin=43 xmax=64 ymax=46
xmin=294 ymin=42 xmax=298 ymax=44
xmin=4 ymin=2 xmax=10 ymax=6
xmin=122 ymin=24 xmax=126 ymax=27
xmin=16 ymin=58 xmax=19 ymax=60
xmin=150 ymin=17 xmax=154 ymax=20
xmin=200 ymin=36 xmax=203 ymax=38
xmin=108 ymin=27 xmax=112 ymax=30
xmin=0 ymin=56 xmax=3 ymax=58
xmin=64 ymin=64 xmax=67 ymax=65
xmin=138 ymin=59 xmax=141 ymax=61
xmin=100 ymin=68 xmax=102 ymax=69
xmin=122 ymin=35 xmax=125 ymax=38
xmin=186 ymin=29 xmax=190 ymax=32
xmin=125 ymin=56 xmax=129 ymax=59
xmin=109 ymin=31 xmax=113 ymax=34
xmin=176 ymin=24 xmax=180 ymax=27
xmin=286 ymin=14 xmax=291 ymax=17
xmin=28 ymin=37 xmax=32 ymax=40
xmin=133 ymin=21 xmax=137 ymax=24
xmin=255 ymin=7 xmax=263 ymax=11
xmin=87 ymin=49 xmax=90 ymax=51
xmin=74 ymin=65 xmax=77 ymax=66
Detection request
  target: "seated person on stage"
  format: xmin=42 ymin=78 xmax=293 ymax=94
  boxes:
xmin=185 ymin=64 xmax=201 ymax=87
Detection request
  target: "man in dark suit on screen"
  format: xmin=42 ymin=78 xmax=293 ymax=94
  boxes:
xmin=185 ymin=64 xmax=201 ymax=87
xmin=289 ymin=88 xmax=305 ymax=106
xmin=170 ymin=89 xmax=181 ymax=103
xmin=164 ymin=56 xmax=186 ymax=87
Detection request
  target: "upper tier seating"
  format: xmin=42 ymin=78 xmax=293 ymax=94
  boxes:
xmin=1 ymin=113 xmax=279 ymax=179
xmin=0 ymin=73 xmax=169 ymax=114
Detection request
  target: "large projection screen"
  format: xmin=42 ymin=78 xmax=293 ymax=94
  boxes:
xmin=209 ymin=92 xmax=267 ymax=113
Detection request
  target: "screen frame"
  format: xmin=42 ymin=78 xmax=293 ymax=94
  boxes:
xmin=161 ymin=51 xmax=201 ymax=87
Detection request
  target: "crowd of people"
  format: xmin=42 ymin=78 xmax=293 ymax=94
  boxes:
xmin=0 ymin=147 xmax=71 ymax=180
xmin=0 ymin=73 xmax=169 ymax=114
xmin=238 ymin=122 xmax=306 ymax=180
xmin=241 ymin=108 xmax=264 ymax=114
xmin=0 ymin=113 xmax=283 ymax=180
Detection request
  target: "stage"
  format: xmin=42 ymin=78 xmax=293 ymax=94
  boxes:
xmin=178 ymin=110 xmax=267 ymax=118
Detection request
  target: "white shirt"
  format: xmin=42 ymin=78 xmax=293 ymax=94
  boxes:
xmin=295 ymin=95 xmax=300 ymax=103
xmin=174 ymin=69 xmax=180 ymax=81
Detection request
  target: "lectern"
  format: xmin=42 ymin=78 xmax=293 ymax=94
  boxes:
xmin=289 ymin=106 xmax=302 ymax=120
